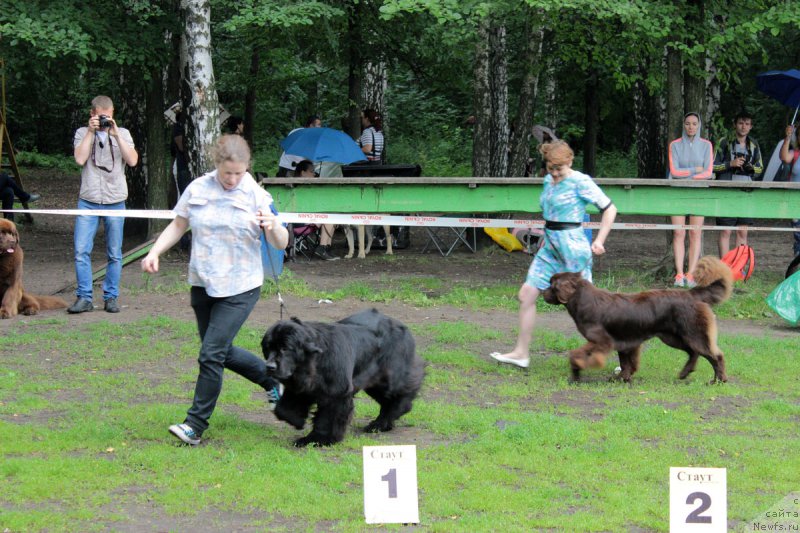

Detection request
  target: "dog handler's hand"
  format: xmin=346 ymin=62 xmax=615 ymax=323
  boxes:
xmin=255 ymin=209 xmax=276 ymax=231
xmin=591 ymin=240 xmax=606 ymax=255
xmin=141 ymin=254 xmax=159 ymax=274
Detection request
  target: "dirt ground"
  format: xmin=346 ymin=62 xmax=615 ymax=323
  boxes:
xmin=4 ymin=169 xmax=797 ymax=341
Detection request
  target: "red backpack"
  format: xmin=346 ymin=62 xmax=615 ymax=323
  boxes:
xmin=721 ymin=245 xmax=755 ymax=281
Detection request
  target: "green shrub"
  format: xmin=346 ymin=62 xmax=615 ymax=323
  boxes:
xmin=16 ymin=151 xmax=79 ymax=173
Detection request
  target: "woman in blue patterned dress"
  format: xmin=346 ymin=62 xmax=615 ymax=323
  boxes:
xmin=491 ymin=141 xmax=617 ymax=368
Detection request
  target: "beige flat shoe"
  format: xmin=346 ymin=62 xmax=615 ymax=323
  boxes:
xmin=489 ymin=352 xmax=530 ymax=369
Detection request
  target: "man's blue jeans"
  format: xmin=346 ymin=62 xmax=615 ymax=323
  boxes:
xmin=184 ymin=286 xmax=277 ymax=435
xmin=74 ymin=198 xmax=125 ymax=301
xmin=793 ymin=219 xmax=800 ymax=257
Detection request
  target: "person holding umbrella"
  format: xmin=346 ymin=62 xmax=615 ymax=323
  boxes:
xmin=277 ymin=116 xmax=322 ymax=177
xmin=779 ymin=124 xmax=800 ymax=256
xmin=756 ymin=69 xmax=800 ymax=256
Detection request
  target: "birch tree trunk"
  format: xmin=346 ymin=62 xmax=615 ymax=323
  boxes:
xmin=507 ymin=13 xmax=544 ymax=178
xmin=180 ymin=0 xmax=219 ymax=177
xmin=583 ymin=68 xmax=599 ymax=177
xmin=117 ymin=72 xmax=149 ymax=237
xmin=345 ymin=3 xmax=363 ymax=139
xmin=362 ymin=60 xmax=388 ymax=159
xmin=665 ymin=45 xmax=683 ymax=142
xmin=472 ymin=18 xmax=509 ymax=178
xmin=542 ymin=40 xmax=559 ymax=132
xmin=472 ymin=20 xmax=492 ymax=178
xmin=684 ymin=69 xmax=705 ymax=129
xmin=244 ymin=47 xmax=259 ymax=148
xmin=145 ymin=71 xmax=170 ymax=236
xmin=705 ymin=55 xmax=720 ymax=140
xmin=488 ymin=23 xmax=509 ymax=177
xmin=683 ymin=0 xmax=706 ymax=132
xmin=633 ymin=67 xmax=665 ymax=179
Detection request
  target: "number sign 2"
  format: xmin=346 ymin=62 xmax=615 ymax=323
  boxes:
xmin=669 ymin=467 xmax=726 ymax=532
xmin=363 ymin=445 xmax=419 ymax=524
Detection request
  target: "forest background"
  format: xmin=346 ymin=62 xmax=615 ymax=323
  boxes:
xmin=1 ymin=0 xmax=799 ymax=238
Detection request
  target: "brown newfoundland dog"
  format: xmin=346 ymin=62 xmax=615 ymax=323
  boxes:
xmin=261 ymin=308 xmax=425 ymax=447
xmin=0 ymin=219 xmax=68 ymax=318
xmin=543 ymin=256 xmax=733 ymax=384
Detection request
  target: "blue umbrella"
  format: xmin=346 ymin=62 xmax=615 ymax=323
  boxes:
xmin=756 ymin=68 xmax=800 ymax=124
xmin=280 ymin=127 xmax=366 ymax=164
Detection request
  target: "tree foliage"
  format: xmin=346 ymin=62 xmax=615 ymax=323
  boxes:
xmin=1 ymin=0 xmax=798 ymax=184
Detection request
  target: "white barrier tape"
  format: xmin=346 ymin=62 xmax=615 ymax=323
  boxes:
xmin=2 ymin=208 xmax=798 ymax=232
xmin=2 ymin=208 xmax=176 ymax=219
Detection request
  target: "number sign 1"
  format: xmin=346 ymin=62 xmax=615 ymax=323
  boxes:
xmin=669 ymin=467 xmax=727 ymax=532
xmin=363 ymin=445 xmax=419 ymax=524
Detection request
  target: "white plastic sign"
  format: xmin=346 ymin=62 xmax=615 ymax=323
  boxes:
xmin=363 ymin=445 xmax=419 ymax=524
xmin=670 ymin=467 xmax=727 ymax=532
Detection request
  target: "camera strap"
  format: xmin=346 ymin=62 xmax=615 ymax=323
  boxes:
xmin=91 ymin=132 xmax=115 ymax=173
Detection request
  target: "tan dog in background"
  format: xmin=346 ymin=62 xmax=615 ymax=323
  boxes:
xmin=0 ymin=219 xmax=68 ymax=318
xmin=343 ymin=225 xmax=393 ymax=259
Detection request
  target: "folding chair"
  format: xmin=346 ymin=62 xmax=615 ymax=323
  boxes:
xmin=287 ymin=223 xmax=320 ymax=261
xmin=422 ymin=219 xmax=477 ymax=256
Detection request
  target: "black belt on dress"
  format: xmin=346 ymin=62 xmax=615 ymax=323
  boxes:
xmin=544 ymin=220 xmax=582 ymax=231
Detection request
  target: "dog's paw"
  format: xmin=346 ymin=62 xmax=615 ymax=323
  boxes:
xmin=344 ymin=252 xmax=354 ymax=259
xmin=294 ymin=435 xmax=335 ymax=447
xmin=274 ymin=409 xmax=306 ymax=430
xmin=0 ymin=308 xmax=13 ymax=319
xmin=357 ymin=252 xmax=366 ymax=259
xmin=364 ymin=420 xmax=394 ymax=433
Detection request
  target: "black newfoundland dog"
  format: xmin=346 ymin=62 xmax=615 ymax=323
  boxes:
xmin=261 ymin=308 xmax=425 ymax=447
xmin=543 ymin=256 xmax=732 ymax=384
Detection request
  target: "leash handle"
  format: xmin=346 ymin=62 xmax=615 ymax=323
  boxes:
xmin=263 ymin=234 xmax=288 ymax=319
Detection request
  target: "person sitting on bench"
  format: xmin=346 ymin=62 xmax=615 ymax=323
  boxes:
xmin=0 ymin=172 xmax=40 ymax=221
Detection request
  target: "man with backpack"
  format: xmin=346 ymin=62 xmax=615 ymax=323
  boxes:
xmin=713 ymin=111 xmax=764 ymax=257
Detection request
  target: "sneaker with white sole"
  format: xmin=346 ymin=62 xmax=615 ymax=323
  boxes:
xmin=168 ymin=423 xmax=201 ymax=445
xmin=266 ymin=382 xmax=284 ymax=411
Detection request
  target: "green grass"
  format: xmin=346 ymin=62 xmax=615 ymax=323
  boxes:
xmin=1 ymin=305 xmax=798 ymax=531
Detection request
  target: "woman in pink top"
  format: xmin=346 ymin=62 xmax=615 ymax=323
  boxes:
xmin=668 ymin=112 xmax=713 ymax=287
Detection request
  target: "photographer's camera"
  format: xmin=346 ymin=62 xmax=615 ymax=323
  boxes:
xmin=733 ymin=152 xmax=753 ymax=174
xmin=98 ymin=115 xmax=113 ymax=128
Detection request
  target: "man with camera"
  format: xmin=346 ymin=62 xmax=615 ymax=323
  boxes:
xmin=712 ymin=111 xmax=764 ymax=257
xmin=69 ymin=95 xmax=138 ymax=314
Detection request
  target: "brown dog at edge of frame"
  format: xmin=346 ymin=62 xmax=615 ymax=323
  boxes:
xmin=0 ymin=219 xmax=68 ymax=319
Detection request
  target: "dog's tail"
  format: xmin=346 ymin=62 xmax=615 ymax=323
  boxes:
xmin=690 ymin=256 xmax=733 ymax=306
xmin=32 ymin=295 xmax=69 ymax=310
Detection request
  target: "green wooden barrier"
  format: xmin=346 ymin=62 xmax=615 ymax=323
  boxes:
xmin=264 ymin=177 xmax=800 ymax=219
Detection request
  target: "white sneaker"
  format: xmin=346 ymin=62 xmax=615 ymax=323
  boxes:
xmin=169 ymin=423 xmax=201 ymax=445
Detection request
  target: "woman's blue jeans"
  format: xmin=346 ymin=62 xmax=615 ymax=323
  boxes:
xmin=73 ymin=199 xmax=125 ymax=301
xmin=185 ymin=286 xmax=276 ymax=435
